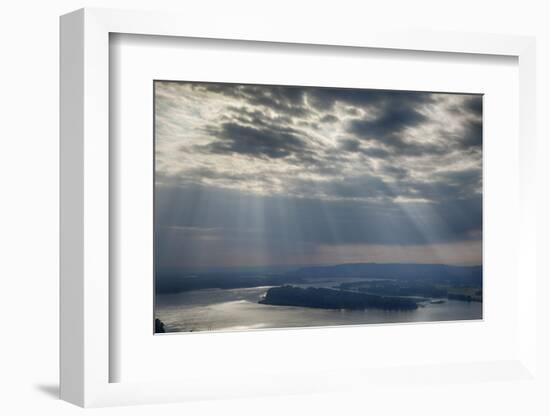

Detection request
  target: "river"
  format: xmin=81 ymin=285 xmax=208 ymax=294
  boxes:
xmin=155 ymin=281 xmax=482 ymax=333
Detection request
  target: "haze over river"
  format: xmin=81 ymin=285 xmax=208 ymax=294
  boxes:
xmin=155 ymin=279 xmax=482 ymax=333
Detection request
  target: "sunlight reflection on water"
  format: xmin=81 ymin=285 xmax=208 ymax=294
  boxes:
xmin=155 ymin=285 xmax=482 ymax=333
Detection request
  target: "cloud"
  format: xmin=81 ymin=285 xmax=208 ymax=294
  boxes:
xmin=192 ymin=83 xmax=309 ymax=116
xmin=349 ymin=106 xmax=427 ymax=139
xmin=320 ymin=114 xmax=339 ymax=123
xmin=345 ymin=98 xmax=462 ymax=158
xmin=456 ymin=119 xmax=482 ymax=149
xmin=306 ymin=88 xmax=434 ymax=112
xmin=451 ymin=95 xmax=483 ymax=117
xmin=155 ymin=81 xmax=482 ymax=201
xmin=204 ymin=121 xmax=308 ymax=159
xmin=154 ymin=81 xmax=482 ymax=268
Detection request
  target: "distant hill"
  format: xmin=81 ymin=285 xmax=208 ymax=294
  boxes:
xmin=290 ymin=263 xmax=482 ymax=285
xmin=156 ymin=262 xmax=482 ymax=294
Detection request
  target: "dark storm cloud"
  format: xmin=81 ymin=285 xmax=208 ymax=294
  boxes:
xmin=339 ymin=93 xmax=483 ymax=158
xmin=335 ymin=92 xmax=457 ymax=158
xmin=306 ymin=88 xmax=434 ymax=112
xmin=195 ymin=103 xmax=328 ymax=162
xmin=439 ymin=167 xmax=482 ymax=186
xmin=380 ymin=165 xmax=409 ymax=180
xmin=289 ymin=166 xmax=481 ymax=203
xmin=339 ymin=138 xmax=395 ymax=160
xmin=290 ymin=174 xmax=391 ymax=200
xmin=204 ymin=121 xmax=309 ymax=159
xmin=247 ymin=85 xmax=306 ymax=115
xmin=465 ymin=95 xmax=483 ymax=115
xmin=348 ymin=106 xmax=427 ymax=139
xmin=339 ymin=138 xmax=361 ymax=152
xmin=158 ymin=82 xmax=482 ymax=194
xmin=192 ymin=83 xmax=308 ymax=116
xmin=456 ymin=120 xmax=482 ymax=149
xmin=191 ymin=83 xmax=436 ymax=121
xmin=345 ymin=104 xmax=455 ymax=158
xmin=320 ymin=114 xmax=339 ymax=123
xmin=339 ymin=135 xmax=438 ymax=159
xmin=449 ymin=95 xmax=483 ymax=117
xmin=400 ymin=171 xmax=481 ymax=201
xmin=224 ymin=105 xmax=294 ymax=128
xmin=361 ymin=146 xmax=393 ymax=159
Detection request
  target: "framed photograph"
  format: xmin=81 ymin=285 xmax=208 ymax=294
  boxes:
xmin=60 ymin=8 xmax=538 ymax=408
xmin=152 ymin=80 xmax=483 ymax=334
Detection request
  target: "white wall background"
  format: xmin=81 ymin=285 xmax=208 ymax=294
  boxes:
xmin=0 ymin=1 xmax=548 ymax=415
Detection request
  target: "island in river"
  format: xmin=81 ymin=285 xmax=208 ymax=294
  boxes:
xmin=155 ymin=263 xmax=482 ymax=333
xmin=259 ymin=285 xmax=418 ymax=310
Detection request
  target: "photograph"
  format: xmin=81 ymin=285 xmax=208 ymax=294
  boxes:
xmin=153 ymin=81 xmax=483 ymax=333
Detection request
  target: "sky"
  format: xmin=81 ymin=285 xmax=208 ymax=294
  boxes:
xmin=154 ymin=81 xmax=482 ymax=271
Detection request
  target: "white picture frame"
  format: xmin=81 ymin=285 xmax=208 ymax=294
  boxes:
xmin=60 ymin=7 xmax=538 ymax=408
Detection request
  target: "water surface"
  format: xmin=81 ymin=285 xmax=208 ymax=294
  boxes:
xmin=155 ymin=283 xmax=482 ymax=333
